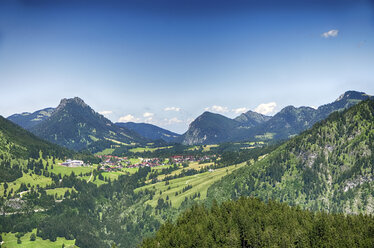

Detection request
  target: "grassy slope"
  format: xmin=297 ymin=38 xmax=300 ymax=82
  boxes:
xmin=136 ymin=162 xmax=246 ymax=208
xmin=1 ymin=229 xmax=76 ymax=248
xmin=0 ymin=174 xmax=52 ymax=197
xmin=49 ymin=164 xmax=93 ymax=176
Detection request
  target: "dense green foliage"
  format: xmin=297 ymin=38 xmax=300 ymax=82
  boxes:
xmin=208 ymin=100 xmax=374 ymax=213
xmin=0 ymin=168 xmax=161 ymax=248
xmin=0 ymin=116 xmax=73 ymax=159
xmin=142 ymin=197 xmax=374 ymax=248
xmin=0 ymin=160 xmax=23 ymax=182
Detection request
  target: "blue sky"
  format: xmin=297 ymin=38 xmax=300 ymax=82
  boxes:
xmin=0 ymin=0 xmax=374 ymax=133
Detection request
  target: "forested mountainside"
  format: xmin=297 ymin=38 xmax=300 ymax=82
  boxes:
xmin=142 ymin=197 xmax=374 ymax=248
xmin=207 ymin=99 xmax=374 ymax=214
xmin=29 ymin=97 xmax=145 ymax=151
xmin=181 ymin=91 xmax=372 ymax=145
xmin=0 ymin=115 xmax=72 ymax=159
xmin=7 ymin=107 xmax=54 ymax=130
xmin=181 ymin=111 xmax=242 ymax=145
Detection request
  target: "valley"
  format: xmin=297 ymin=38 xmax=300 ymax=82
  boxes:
xmin=1 ymin=92 xmax=374 ymax=247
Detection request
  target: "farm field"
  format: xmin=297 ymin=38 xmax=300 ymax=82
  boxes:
xmin=46 ymin=187 xmax=75 ymax=198
xmin=129 ymin=146 xmax=172 ymax=153
xmin=136 ymin=162 xmax=246 ymax=208
xmin=49 ymin=164 xmax=93 ymax=177
xmin=152 ymin=162 xmax=214 ymax=181
xmin=95 ymin=148 xmax=115 ymax=156
xmin=0 ymin=229 xmax=77 ymax=248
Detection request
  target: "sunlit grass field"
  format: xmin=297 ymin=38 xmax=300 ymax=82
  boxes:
xmin=1 ymin=229 xmax=77 ymax=248
xmin=136 ymin=162 xmax=245 ymax=208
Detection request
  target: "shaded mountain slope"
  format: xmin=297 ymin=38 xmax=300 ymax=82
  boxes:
xmin=181 ymin=111 xmax=241 ymax=145
xmin=8 ymin=107 xmax=54 ymax=129
xmin=0 ymin=115 xmax=72 ymax=159
xmin=115 ymin=122 xmax=180 ymax=143
xmin=234 ymin=110 xmax=271 ymax=127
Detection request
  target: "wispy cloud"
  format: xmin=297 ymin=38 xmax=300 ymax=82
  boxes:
xmin=204 ymin=105 xmax=229 ymax=113
xmin=118 ymin=114 xmax=139 ymax=123
xmin=321 ymin=29 xmax=339 ymax=38
xmin=164 ymin=107 xmax=181 ymax=112
xmin=143 ymin=112 xmax=154 ymax=118
xmin=232 ymin=107 xmax=248 ymax=114
xmin=254 ymin=102 xmax=277 ymax=115
xmin=98 ymin=110 xmax=113 ymax=116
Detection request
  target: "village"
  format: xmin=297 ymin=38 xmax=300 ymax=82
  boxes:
xmin=95 ymin=154 xmax=217 ymax=172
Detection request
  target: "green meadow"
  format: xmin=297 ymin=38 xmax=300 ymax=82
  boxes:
xmin=0 ymin=173 xmax=52 ymax=197
xmin=49 ymin=164 xmax=93 ymax=176
xmin=46 ymin=187 xmax=75 ymax=198
xmin=1 ymin=229 xmax=77 ymax=248
xmin=129 ymin=146 xmax=172 ymax=153
xmin=136 ymin=162 xmax=246 ymax=208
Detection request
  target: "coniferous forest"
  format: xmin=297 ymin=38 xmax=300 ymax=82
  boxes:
xmin=142 ymin=197 xmax=374 ymax=248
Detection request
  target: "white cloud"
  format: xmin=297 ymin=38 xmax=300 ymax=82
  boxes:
xmin=118 ymin=114 xmax=139 ymax=123
xmin=164 ymin=107 xmax=181 ymax=112
xmin=98 ymin=110 xmax=113 ymax=116
xmin=164 ymin=117 xmax=183 ymax=125
xmin=143 ymin=112 xmax=154 ymax=118
xmin=144 ymin=117 xmax=153 ymax=124
xmin=204 ymin=105 xmax=229 ymax=113
xmin=321 ymin=29 xmax=339 ymax=38
xmin=254 ymin=102 xmax=277 ymax=115
xmin=232 ymin=107 xmax=248 ymax=114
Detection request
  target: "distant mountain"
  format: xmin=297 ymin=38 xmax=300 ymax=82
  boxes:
xmin=0 ymin=115 xmax=72 ymax=159
xmin=234 ymin=110 xmax=271 ymax=127
xmin=180 ymin=90 xmax=372 ymax=145
xmin=208 ymin=99 xmax=374 ymax=214
xmin=254 ymin=105 xmax=318 ymax=140
xmin=115 ymin=122 xmax=180 ymax=143
xmin=7 ymin=107 xmax=54 ymax=129
xmin=181 ymin=111 xmax=241 ymax=145
xmin=30 ymin=97 xmax=145 ymax=151
xmin=256 ymin=90 xmax=373 ymax=140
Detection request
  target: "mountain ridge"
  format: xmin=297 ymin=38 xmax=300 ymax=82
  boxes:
xmin=115 ymin=122 xmax=180 ymax=143
xmin=180 ymin=90 xmax=373 ymax=145
xmin=7 ymin=107 xmax=55 ymax=129
xmin=29 ymin=97 xmax=146 ymax=151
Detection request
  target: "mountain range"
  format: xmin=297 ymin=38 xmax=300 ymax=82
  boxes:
xmin=180 ymin=91 xmax=372 ymax=145
xmin=6 ymin=90 xmax=372 ymax=150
